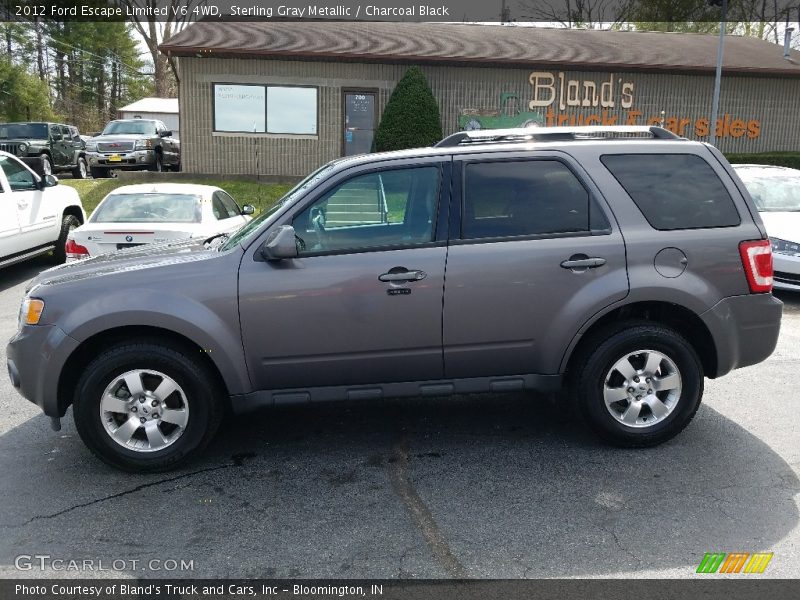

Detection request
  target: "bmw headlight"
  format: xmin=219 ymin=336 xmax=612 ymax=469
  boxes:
xmin=134 ymin=139 xmax=152 ymax=150
xmin=17 ymin=142 xmax=28 ymax=155
xmin=770 ymin=238 xmax=800 ymax=256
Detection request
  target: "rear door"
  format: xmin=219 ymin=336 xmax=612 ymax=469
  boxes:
xmin=442 ymin=151 xmax=629 ymax=378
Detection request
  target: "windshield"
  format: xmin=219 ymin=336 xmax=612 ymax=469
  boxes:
xmin=91 ymin=193 xmax=202 ymax=223
xmin=0 ymin=123 xmax=48 ymax=139
xmin=738 ymin=171 xmax=800 ymax=212
xmin=220 ymin=163 xmax=337 ymax=251
xmin=102 ymin=121 xmax=157 ymax=136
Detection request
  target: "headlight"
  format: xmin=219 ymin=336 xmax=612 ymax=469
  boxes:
xmin=19 ymin=297 xmax=45 ymax=327
xmin=17 ymin=142 xmax=28 ymax=154
xmin=85 ymin=141 xmax=97 ymax=151
xmin=134 ymin=139 xmax=152 ymax=150
xmin=770 ymin=238 xmax=800 ymax=256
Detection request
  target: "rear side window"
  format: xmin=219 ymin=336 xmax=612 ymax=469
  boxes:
xmin=601 ymin=154 xmax=740 ymax=230
xmin=463 ymin=160 xmax=598 ymax=240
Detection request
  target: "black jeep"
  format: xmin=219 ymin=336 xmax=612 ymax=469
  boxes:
xmin=0 ymin=122 xmax=88 ymax=178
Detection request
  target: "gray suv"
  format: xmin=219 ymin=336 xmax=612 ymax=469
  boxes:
xmin=6 ymin=126 xmax=782 ymax=472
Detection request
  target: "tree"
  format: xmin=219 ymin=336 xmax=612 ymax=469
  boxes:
xmin=117 ymin=0 xmax=206 ymax=97
xmin=373 ymin=67 xmax=443 ymax=152
xmin=0 ymin=59 xmax=55 ymax=122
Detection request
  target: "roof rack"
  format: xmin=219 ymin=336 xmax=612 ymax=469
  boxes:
xmin=434 ymin=125 xmax=681 ymax=148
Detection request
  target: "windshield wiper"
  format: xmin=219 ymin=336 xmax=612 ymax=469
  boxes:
xmin=203 ymin=232 xmax=229 ymax=248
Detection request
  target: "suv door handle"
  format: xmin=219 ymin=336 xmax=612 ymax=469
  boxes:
xmin=560 ymin=256 xmax=607 ymax=269
xmin=379 ymin=269 xmax=427 ymax=282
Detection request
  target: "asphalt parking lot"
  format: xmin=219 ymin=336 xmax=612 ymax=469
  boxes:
xmin=0 ymin=257 xmax=798 ymax=580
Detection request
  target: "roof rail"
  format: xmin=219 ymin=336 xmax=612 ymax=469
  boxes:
xmin=434 ymin=125 xmax=681 ymax=148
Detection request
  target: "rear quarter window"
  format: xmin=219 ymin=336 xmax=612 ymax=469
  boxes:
xmin=601 ymin=153 xmax=741 ymax=230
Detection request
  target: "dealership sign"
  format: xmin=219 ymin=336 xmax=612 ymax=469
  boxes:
xmin=527 ymin=71 xmax=761 ymax=140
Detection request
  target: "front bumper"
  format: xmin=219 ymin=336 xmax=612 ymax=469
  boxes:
xmin=700 ymin=293 xmax=783 ymax=378
xmin=6 ymin=324 xmax=80 ymax=417
xmin=87 ymin=149 xmax=154 ymax=169
xmin=773 ymin=252 xmax=800 ymax=291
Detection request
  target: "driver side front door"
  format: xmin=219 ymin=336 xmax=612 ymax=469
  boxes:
xmin=237 ymin=159 xmax=449 ymax=393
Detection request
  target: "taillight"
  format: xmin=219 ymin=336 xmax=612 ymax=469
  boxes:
xmin=65 ymin=239 xmax=90 ymax=261
xmin=738 ymin=240 xmax=773 ymax=293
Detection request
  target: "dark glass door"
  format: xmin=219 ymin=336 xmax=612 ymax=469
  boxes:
xmin=343 ymin=92 xmax=376 ymax=156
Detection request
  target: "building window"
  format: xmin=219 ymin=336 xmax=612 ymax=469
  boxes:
xmin=267 ymin=86 xmax=317 ymax=135
xmin=213 ymin=84 xmax=266 ymax=132
xmin=213 ymin=83 xmax=317 ymax=135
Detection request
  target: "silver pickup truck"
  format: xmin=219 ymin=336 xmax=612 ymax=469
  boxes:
xmin=85 ymin=119 xmax=180 ymax=178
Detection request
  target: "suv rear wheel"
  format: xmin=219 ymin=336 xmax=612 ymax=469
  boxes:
xmin=571 ymin=322 xmax=703 ymax=447
xmin=73 ymin=341 xmax=223 ymax=472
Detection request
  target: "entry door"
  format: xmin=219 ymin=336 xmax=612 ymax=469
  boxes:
xmin=343 ymin=91 xmax=376 ymax=156
xmin=442 ymin=155 xmax=629 ymax=378
xmin=238 ymin=161 xmax=448 ymax=391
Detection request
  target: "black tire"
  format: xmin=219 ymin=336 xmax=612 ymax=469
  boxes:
xmin=570 ymin=321 xmax=703 ymax=447
xmin=148 ymin=152 xmax=163 ymax=172
xmin=90 ymin=166 xmax=109 ymax=179
xmin=72 ymin=156 xmax=88 ymax=179
xmin=73 ymin=341 xmax=224 ymax=472
xmin=52 ymin=214 xmax=80 ymax=263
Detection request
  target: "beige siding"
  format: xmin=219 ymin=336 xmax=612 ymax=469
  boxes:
xmin=178 ymin=56 xmax=800 ymax=177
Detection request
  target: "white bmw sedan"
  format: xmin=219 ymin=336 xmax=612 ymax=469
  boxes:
xmin=734 ymin=164 xmax=800 ymax=291
xmin=65 ymin=183 xmax=253 ymax=261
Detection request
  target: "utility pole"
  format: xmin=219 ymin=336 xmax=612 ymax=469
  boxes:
xmin=709 ymin=0 xmax=728 ymax=148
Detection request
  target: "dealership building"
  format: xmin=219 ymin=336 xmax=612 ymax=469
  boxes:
xmin=160 ymin=22 xmax=800 ymax=177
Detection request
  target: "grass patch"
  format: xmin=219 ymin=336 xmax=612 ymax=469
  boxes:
xmin=61 ymin=177 xmax=294 ymax=215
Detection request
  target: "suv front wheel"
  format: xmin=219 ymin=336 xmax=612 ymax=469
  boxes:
xmin=571 ymin=322 xmax=703 ymax=447
xmin=73 ymin=341 xmax=224 ymax=472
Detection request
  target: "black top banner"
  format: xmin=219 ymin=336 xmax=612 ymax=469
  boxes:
xmin=3 ymin=0 xmax=800 ymax=23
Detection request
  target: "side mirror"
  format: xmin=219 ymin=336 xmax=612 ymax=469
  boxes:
xmin=51 ymin=133 xmax=62 ymax=141
xmin=241 ymin=204 xmax=255 ymax=215
xmin=160 ymin=130 xmax=172 ymax=137
xmin=39 ymin=174 xmax=58 ymax=189
xmin=260 ymin=225 xmax=299 ymax=261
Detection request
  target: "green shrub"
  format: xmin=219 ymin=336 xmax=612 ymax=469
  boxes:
xmin=373 ymin=66 xmax=443 ymax=152
xmin=725 ymin=152 xmax=800 ymax=170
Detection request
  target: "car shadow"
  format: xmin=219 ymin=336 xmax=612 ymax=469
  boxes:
xmin=0 ymin=392 xmax=796 ymax=578
xmin=0 ymin=255 xmax=54 ymax=292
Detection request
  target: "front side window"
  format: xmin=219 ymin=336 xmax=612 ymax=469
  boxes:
xmin=292 ymin=166 xmax=440 ymax=254
xmin=602 ymin=153 xmax=741 ymax=230
xmin=463 ymin=160 xmax=591 ymax=239
xmin=218 ymin=191 xmax=241 ymax=217
xmin=0 ymin=156 xmax=37 ymax=191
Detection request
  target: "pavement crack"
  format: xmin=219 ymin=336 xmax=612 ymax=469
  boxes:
xmin=21 ymin=460 xmax=246 ymax=526
xmin=388 ymin=438 xmax=468 ymax=578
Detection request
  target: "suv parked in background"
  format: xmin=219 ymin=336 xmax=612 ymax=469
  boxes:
xmin=0 ymin=150 xmax=85 ymax=267
xmin=0 ymin=122 xmax=89 ymax=179
xmin=7 ymin=126 xmax=782 ymax=472
xmin=86 ymin=119 xmax=180 ymax=178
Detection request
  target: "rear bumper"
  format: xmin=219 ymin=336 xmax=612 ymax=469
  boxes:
xmin=6 ymin=324 xmax=80 ymax=417
xmin=700 ymin=293 xmax=783 ymax=378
